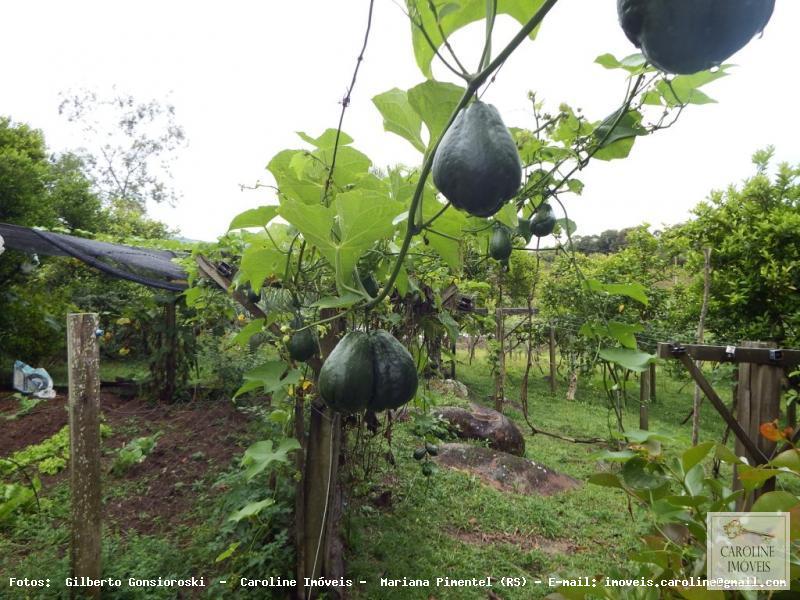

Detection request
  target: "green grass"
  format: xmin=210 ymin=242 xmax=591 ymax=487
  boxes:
xmin=346 ymin=350 xmax=735 ymax=599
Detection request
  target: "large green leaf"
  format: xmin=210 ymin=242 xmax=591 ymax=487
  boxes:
xmin=373 ymin=88 xmax=426 ymax=152
xmin=238 ymin=246 xmax=284 ymax=293
xmin=228 ymin=205 xmax=279 ymax=231
xmin=586 ymin=279 xmax=649 ymax=305
xmin=335 ymin=190 xmax=406 ymax=287
xmin=751 ymin=491 xmax=800 ymax=513
xmin=234 ymin=360 xmax=301 ymax=400
xmin=408 ymin=0 xmax=547 ymax=78
xmin=657 ymin=68 xmax=727 ymax=106
xmin=268 ymin=149 xmax=324 ymax=205
xmin=421 ymin=200 xmax=465 ymax=271
xmin=241 ymin=437 xmax=302 ymax=481
xmin=599 ymin=347 xmax=656 ymax=372
xmin=593 ymin=109 xmax=646 ymax=161
xmin=407 ymin=80 xmax=466 ymax=143
xmin=228 ymin=498 xmax=275 ymax=522
xmin=681 ymin=441 xmax=715 ymax=474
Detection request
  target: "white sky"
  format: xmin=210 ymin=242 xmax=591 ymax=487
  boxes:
xmin=2 ymin=1 xmax=798 ymax=241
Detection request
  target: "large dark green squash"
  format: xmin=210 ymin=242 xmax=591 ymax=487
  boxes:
xmin=618 ymin=0 xmax=775 ymax=74
xmin=432 ymin=101 xmax=522 ymax=218
xmin=318 ymin=330 xmax=418 ymax=414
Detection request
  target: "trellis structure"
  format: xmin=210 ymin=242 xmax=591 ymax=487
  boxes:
xmin=658 ymin=341 xmax=800 ymax=509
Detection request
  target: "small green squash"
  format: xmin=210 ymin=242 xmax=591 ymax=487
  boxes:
xmin=530 ymin=204 xmax=556 ymax=238
xmin=489 ymin=226 xmax=513 ymax=261
xmin=287 ymin=316 xmax=317 ymax=362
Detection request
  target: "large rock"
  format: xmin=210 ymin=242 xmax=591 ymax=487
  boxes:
xmin=434 ymin=443 xmax=579 ymax=496
xmin=433 ymin=404 xmax=525 ymax=456
xmin=429 ymin=378 xmax=469 ymax=399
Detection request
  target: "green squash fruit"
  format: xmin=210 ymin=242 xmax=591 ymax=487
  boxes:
xmin=530 ymin=204 xmax=556 ymax=238
xmin=319 ymin=329 xmax=418 ymax=414
xmin=367 ymin=330 xmax=419 ymax=412
xmin=432 ymin=101 xmax=522 ymax=218
xmin=424 ymin=442 xmax=439 ymax=457
xmin=422 ymin=462 xmax=434 ymax=477
xmin=489 ymin=226 xmax=513 ymax=261
xmin=413 ymin=447 xmax=427 ymax=461
xmin=287 ymin=315 xmax=317 ymax=362
xmin=360 ymin=273 xmax=379 ymax=298
xmin=318 ymin=332 xmax=374 ymax=413
xmin=287 ymin=329 xmax=317 ymax=362
xmin=618 ymin=0 xmax=774 ymax=74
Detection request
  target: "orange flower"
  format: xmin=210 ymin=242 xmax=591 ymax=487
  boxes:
xmin=760 ymin=420 xmax=790 ymax=442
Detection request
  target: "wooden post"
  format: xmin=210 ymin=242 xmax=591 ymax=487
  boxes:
xmin=649 ymin=363 xmax=656 ymax=403
xmin=67 ymin=313 xmax=102 ymax=599
xmin=549 ymin=325 xmax=556 ymax=394
xmin=692 ymin=247 xmax=712 ymax=446
xmin=160 ymin=298 xmax=177 ymax=402
xmin=734 ymin=341 xmax=783 ymax=510
xmin=639 ymin=369 xmax=650 ymax=430
xmin=494 ymin=307 xmax=505 ymax=412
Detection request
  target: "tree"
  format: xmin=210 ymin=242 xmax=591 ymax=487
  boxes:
xmin=674 ymin=148 xmax=800 ymax=346
xmin=58 ymin=89 xmax=187 ymax=211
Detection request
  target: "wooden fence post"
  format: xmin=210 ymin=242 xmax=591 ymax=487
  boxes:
xmin=639 ymin=369 xmax=650 ymax=430
xmin=494 ymin=307 xmax=505 ymax=412
xmin=733 ymin=341 xmax=783 ymax=510
xmin=67 ymin=313 xmax=102 ymax=599
xmin=549 ymin=325 xmax=556 ymax=394
xmin=649 ymin=363 xmax=656 ymax=403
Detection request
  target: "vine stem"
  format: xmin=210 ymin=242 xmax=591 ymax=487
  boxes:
xmin=365 ymin=0 xmax=561 ymax=310
xmin=321 ymin=0 xmax=376 ymax=204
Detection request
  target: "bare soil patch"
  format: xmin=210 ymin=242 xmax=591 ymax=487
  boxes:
xmin=0 ymin=392 xmax=254 ymax=535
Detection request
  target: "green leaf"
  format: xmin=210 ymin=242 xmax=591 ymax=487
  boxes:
xmin=586 ymin=279 xmax=649 ymax=305
xmin=622 ymin=457 xmax=667 ymax=490
xmin=607 ymin=321 xmax=643 ymax=349
xmin=657 ymin=68 xmax=727 ymax=106
xmin=234 ymin=360 xmax=301 ymax=400
xmin=311 ymin=293 xmax=363 ymax=309
xmin=714 ymin=443 xmax=742 ymax=464
xmin=297 ymin=128 xmax=353 ymax=150
xmin=681 ymin=441 xmax=715 ymax=474
xmin=409 ymin=0 xmax=547 ymax=78
xmin=215 ymin=541 xmax=240 ymax=562
xmin=770 ymin=448 xmax=800 ymax=472
xmin=232 ymin=319 xmax=266 ymax=347
xmin=593 ymin=109 xmax=646 ymax=161
xmin=599 ymin=348 xmax=655 ymax=372
xmin=373 ymin=89 xmax=426 ymax=152
xmin=228 ymin=498 xmax=275 ymax=522
xmin=239 ymin=246 xmax=284 ymax=293
xmin=555 ymin=218 xmax=577 ymax=236
xmin=407 ymin=80 xmax=467 ymax=143
xmin=421 ymin=201 xmax=466 ymax=271
xmin=736 ymin=465 xmax=784 ymax=492
xmin=751 ymin=491 xmax=800 ymax=513
xmin=228 ymin=206 xmax=279 ymax=231
xmin=587 ymin=472 xmax=624 ymax=489
xmin=241 ymin=438 xmax=302 ymax=481
xmin=268 ymin=149 xmax=324 ymax=205
xmin=595 ymin=450 xmax=637 ymax=462
xmin=494 ymin=203 xmax=518 ymax=230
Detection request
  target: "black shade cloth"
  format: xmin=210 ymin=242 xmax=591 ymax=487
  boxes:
xmin=0 ymin=223 xmax=188 ymax=291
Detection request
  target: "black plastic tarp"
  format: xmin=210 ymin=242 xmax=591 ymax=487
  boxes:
xmin=0 ymin=223 xmax=188 ymax=291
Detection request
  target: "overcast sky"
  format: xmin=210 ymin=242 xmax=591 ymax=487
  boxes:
xmin=2 ymin=1 xmax=797 ymax=241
